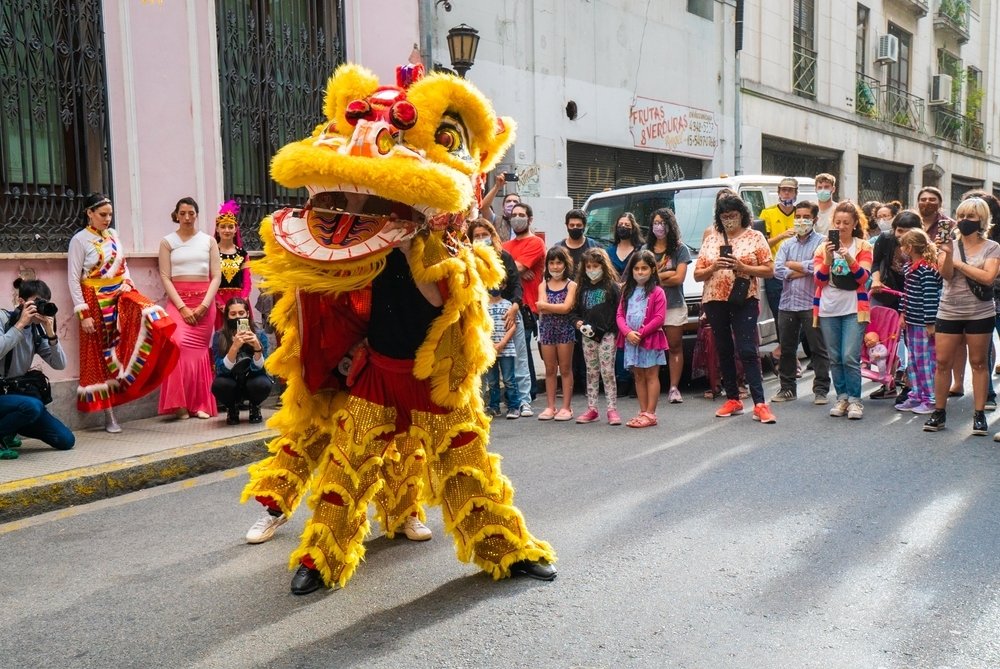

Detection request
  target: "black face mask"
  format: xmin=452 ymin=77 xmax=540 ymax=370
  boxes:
xmin=617 ymin=225 xmax=631 ymax=239
xmin=957 ymin=219 xmax=981 ymax=236
xmin=227 ymin=318 xmax=241 ymax=330
xmin=567 ymin=228 xmax=584 ymax=240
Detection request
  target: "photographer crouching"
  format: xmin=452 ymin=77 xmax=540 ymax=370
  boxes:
xmin=211 ymin=297 xmax=273 ymax=425
xmin=0 ymin=279 xmax=74 ymax=459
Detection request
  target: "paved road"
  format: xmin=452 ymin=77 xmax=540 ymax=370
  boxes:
xmin=4 ymin=382 xmax=1000 ymax=668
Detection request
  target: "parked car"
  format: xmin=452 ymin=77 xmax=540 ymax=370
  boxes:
xmin=582 ymin=175 xmax=818 ymax=369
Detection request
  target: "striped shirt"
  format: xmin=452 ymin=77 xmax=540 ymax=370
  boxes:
xmin=774 ymin=231 xmax=824 ymax=312
xmin=901 ymin=261 xmax=942 ymax=326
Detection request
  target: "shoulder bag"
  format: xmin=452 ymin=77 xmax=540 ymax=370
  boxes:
xmin=957 ymin=239 xmax=994 ymax=301
xmin=723 ymin=230 xmax=751 ymax=307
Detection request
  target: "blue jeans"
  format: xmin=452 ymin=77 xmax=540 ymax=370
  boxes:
xmin=0 ymin=394 xmax=75 ymax=450
xmin=485 ymin=356 xmax=518 ymax=410
xmin=511 ymin=313 xmax=532 ymax=406
xmin=763 ymin=277 xmax=783 ymax=325
xmin=819 ymin=314 xmax=865 ymax=402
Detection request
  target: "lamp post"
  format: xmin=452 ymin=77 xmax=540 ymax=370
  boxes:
xmin=446 ymin=24 xmax=480 ymax=78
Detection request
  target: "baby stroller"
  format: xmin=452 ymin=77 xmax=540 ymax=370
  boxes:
xmin=861 ymin=295 xmax=904 ymax=388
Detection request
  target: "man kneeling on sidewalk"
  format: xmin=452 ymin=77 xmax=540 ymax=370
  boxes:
xmin=0 ymin=279 xmax=75 ymax=459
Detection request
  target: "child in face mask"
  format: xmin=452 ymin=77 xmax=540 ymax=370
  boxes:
xmin=571 ymin=248 xmax=622 ymax=424
xmin=616 ymin=250 xmax=668 ymax=428
xmin=536 ymin=246 xmax=578 ymax=420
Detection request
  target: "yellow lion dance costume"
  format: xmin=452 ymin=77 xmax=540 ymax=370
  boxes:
xmin=241 ymin=63 xmax=556 ymax=594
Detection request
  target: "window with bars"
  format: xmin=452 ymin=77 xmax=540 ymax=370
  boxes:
xmin=0 ymin=0 xmax=113 ymax=253
xmin=216 ymin=0 xmax=345 ymax=249
xmin=792 ymin=0 xmax=816 ymax=99
xmin=856 ymin=4 xmax=869 ymax=77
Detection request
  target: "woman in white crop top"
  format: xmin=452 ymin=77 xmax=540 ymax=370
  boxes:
xmin=157 ymin=197 xmax=221 ymax=419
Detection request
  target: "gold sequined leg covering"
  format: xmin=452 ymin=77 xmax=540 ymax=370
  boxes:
xmin=373 ymin=433 xmax=427 ymax=537
xmin=240 ymin=427 xmax=331 ymax=516
xmin=289 ymin=396 xmax=396 ymax=588
xmin=415 ymin=405 xmax=556 ymax=579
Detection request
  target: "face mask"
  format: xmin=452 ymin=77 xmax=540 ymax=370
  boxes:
xmin=958 ymin=219 xmax=981 ymax=236
xmin=549 ymin=270 xmax=564 ymax=280
xmin=722 ymin=218 xmax=741 ymax=232
xmin=816 ymin=190 xmax=832 ymax=203
xmin=779 ymin=197 xmax=796 ymax=207
xmin=227 ymin=318 xmax=241 ymax=330
xmin=510 ymin=215 xmax=529 ymax=233
xmin=793 ymin=219 xmax=813 ymax=237
xmin=567 ymin=228 xmax=584 ymax=240
xmin=877 ymin=218 xmax=892 ymax=232
xmin=617 ymin=225 xmax=631 ymax=239
xmin=488 ymin=288 xmax=502 ymax=297
xmin=651 ymin=223 xmax=666 ymax=239
xmin=586 ymin=269 xmax=603 ymax=282
xmin=474 ymin=237 xmax=492 ymax=246
xmin=633 ymin=272 xmax=649 ymax=285
xmin=503 ymin=201 xmax=516 ymax=216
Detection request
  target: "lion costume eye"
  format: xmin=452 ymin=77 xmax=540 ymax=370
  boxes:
xmin=435 ymin=126 xmax=462 ymax=152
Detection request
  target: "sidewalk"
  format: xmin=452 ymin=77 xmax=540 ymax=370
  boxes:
xmin=0 ymin=409 xmax=277 ymax=524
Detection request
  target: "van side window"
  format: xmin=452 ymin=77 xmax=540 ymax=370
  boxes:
xmin=741 ymin=190 xmax=766 ymax=218
xmin=585 ymin=195 xmax=628 ymax=243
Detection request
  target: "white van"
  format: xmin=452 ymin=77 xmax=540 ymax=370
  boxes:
xmin=582 ymin=175 xmax=817 ymax=351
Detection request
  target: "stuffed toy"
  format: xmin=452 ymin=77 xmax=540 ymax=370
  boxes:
xmin=240 ymin=63 xmax=556 ymax=594
xmin=864 ymin=331 xmax=888 ymax=377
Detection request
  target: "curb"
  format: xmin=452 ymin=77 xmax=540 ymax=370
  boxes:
xmin=0 ymin=430 xmax=276 ymax=524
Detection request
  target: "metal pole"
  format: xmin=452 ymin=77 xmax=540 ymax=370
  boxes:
xmin=734 ymin=0 xmax=744 ymax=175
xmin=418 ymin=0 xmax=433 ymax=71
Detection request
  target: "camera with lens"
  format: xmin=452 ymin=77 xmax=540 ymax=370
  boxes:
xmin=28 ymin=298 xmax=58 ymax=317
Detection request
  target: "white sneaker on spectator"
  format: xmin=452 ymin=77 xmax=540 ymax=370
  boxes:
xmin=847 ymin=401 xmax=864 ymax=420
xmin=519 ymin=404 xmax=534 ymax=417
xmin=403 ymin=516 xmax=432 ymax=541
xmin=829 ymin=399 xmax=849 ymax=417
xmin=246 ymin=511 xmax=287 ymax=544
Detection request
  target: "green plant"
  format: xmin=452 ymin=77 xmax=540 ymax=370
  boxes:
xmin=892 ymin=110 xmax=913 ymax=127
xmin=939 ymin=0 xmax=969 ymax=28
xmin=856 ymin=78 xmax=879 ymax=118
xmin=965 ymin=80 xmax=984 ymax=120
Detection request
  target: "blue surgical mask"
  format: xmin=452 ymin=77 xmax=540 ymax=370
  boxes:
xmin=816 ymin=190 xmax=832 ymax=203
xmin=474 ymin=237 xmax=492 ymax=246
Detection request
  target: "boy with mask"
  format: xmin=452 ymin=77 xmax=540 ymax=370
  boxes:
xmin=771 ymin=201 xmax=831 ymax=404
xmin=814 ymin=173 xmax=838 ymax=235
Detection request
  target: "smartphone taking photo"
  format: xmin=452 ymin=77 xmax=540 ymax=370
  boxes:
xmin=503 ymin=172 xmax=519 ymax=182
xmin=827 ymin=229 xmax=840 ymax=249
xmin=719 ymin=244 xmax=733 ymax=258
xmin=237 ymin=318 xmax=250 ymax=333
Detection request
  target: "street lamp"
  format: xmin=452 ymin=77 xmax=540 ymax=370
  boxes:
xmin=446 ymin=24 xmax=480 ymax=78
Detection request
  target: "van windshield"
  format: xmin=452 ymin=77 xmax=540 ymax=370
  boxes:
xmin=672 ymin=188 xmax=718 ymax=253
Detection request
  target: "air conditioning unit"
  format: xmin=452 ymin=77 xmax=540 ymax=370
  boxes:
xmin=875 ymin=34 xmax=899 ymax=64
xmin=929 ymin=74 xmax=953 ymax=105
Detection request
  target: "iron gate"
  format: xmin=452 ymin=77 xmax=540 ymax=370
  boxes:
xmin=216 ymin=0 xmax=345 ymax=249
xmin=0 ymin=0 xmax=113 ymax=253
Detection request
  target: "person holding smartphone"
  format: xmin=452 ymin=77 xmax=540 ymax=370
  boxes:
xmin=813 ymin=202 xmax=874 ymax=421
xmin=212 ymin=297 xmax=273 ymax=424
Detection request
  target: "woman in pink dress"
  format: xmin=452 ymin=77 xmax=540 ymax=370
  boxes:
xmin=157 ymin=197 xmax=221 ymax=418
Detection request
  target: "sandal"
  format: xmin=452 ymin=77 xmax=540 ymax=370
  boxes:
xmin=627 ymin=413 xmax=655 ymax=428
xmin=537 ymin=408 xmax=556 ymax=420
xmin=553 ymin=408 xmax=573 ymax=421
xmin=625 ymin=414 xmax=645 ymax=427
xmin=642 ymin=411 xmax=658 ymax=427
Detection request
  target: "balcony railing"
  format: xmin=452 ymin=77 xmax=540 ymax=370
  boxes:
xmin=900 ymin=0 xmax=930 ymax=16
xmin=855 ymin=74 xmax=925 ymax=132
xmin=934 ymin=0 xmax=970 ymax=43
xmin=933 ymin=107 xmax=985 ymax=150
xmin=792 ymin=43 xmax=817 ymax=99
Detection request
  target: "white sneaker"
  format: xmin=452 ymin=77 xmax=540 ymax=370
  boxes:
xmin=246 ymin=511 xmax=287 ymax=544
xmin=519 ymin=404 xmax=534 ymax=417
xmin=829 ymin=399 xmax=849 ymax=417
xmin=403 ymin=515 xmax=432 ymax=541
xmin=847 ymin=401 xmax=864 ymax=420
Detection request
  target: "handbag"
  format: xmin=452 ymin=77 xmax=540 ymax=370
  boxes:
xmin=722 ymin=230 xmax=751 ymax=307
xmin=0 ymin=370 xmax=53 ymax=405
xmin=957 ymin=239 xmax=995 ymax=301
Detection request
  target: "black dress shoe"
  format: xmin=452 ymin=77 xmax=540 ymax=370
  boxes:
xmin=290 ymin=565 xmax=324 ymax=595
xmin=509 ymin=559 xmax=557 ymax=581
xmin=226 ymin=406 xmax=240 ymax=425
xmin=248 ymin=405 xmax=263 ymax=424
xmin=923 ymin=409 xmax=946 ymax=432
xmin=973 ymin=410 xmax=988 ymax=436
xmin=869 ymin=384 xmax=895 ymax=400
